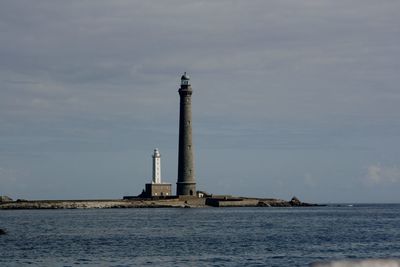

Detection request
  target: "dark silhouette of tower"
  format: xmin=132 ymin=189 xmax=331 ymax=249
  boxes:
xmin=177 ymin=72 xmax=196 ymax=196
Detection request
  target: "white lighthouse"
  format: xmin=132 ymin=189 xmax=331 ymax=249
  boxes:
xmin=144 ymin=148 xmax=171 ymax=197
xmin=152 ymin=148 xmax=161 ymax=184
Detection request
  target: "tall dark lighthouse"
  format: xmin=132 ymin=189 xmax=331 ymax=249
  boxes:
xmin=177 ymin=72 xmax=196 ymax=196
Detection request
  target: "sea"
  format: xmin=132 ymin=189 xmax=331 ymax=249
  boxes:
xmin=1 ymin=204 xmax=400 ymax=266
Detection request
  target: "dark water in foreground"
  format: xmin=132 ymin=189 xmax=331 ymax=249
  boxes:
xmin=1 ymin=205 xmax=400 ymax=266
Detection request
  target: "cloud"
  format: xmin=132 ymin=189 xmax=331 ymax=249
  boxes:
xmin=365 ymin=164 xmax=400 ymax=186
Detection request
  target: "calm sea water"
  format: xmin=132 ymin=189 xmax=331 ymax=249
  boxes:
xmin=1 ymin=204 xmax=400 ymax=266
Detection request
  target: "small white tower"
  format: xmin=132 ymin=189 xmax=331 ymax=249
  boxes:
xmin=152 ymin=148 xmax=161 ymax=184
xmin=144 ymin=148 xmax=171 ymax=197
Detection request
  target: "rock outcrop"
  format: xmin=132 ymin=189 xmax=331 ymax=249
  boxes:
xmin=289 ymin=196 xmax=320 ymax=207
xmin=290 ymin=196 xmax=301 ymax=205
xmin=0 ymin=196 xmax=13 ymax=203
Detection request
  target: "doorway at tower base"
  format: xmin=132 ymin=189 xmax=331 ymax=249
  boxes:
xmin=176 ymin=182 xmax=197 ymax=196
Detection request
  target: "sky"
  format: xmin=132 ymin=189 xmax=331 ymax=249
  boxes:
xmin=1 ymin=1 xmax=400 ymax=203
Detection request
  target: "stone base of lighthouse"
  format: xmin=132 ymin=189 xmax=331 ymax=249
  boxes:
xmin=145 ymin=183 xmax=172 ymax=197
xmin=176 ymin=182 xmax=196 ymax=196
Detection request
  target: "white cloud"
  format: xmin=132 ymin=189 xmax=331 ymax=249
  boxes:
xmin=365 ymin=164 xmax=400 ymax=186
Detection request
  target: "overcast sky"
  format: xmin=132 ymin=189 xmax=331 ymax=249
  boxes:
xmin=1 ymin=0 xmax=400 ymax=203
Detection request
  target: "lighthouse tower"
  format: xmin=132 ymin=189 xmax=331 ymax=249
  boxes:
xmin=144 ymin=148 xmax=171 ymax=197
xmin=152 ymin=148 xmax=161 ymax=184
xmin=177 ymin=72 xmax=196 ymax=196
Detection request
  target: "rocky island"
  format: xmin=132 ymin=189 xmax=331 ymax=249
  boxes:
xmin=0 ymin=75 xmax=322 ymax=211
xmin=0 ymin=196 xmax=319 ymax=210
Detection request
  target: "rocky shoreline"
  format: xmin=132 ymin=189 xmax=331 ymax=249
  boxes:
xmin=0 ymin=196 xmax=320 ymax=210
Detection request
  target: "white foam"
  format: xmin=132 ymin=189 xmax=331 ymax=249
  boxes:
xmin=311 ymin=259 xmax=400 ymax=267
